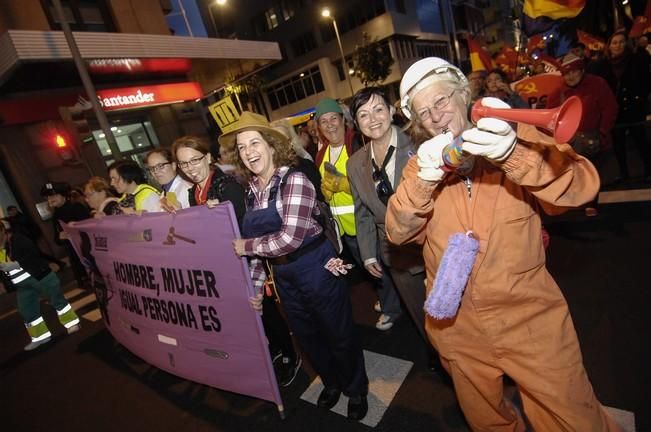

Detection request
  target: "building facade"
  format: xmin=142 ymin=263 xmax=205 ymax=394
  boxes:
xmin=0 ymin=0 xmax=280 ymax=256
xmin=198 ymin=0 xmax=473 ymax=120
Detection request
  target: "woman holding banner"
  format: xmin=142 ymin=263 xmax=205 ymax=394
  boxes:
xmin=171 ymin=136 xmax=300 ymax=387
xmin=222 ymin=112 xmax=369 ymax=421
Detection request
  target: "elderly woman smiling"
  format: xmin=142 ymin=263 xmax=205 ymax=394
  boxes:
xmin=221 ymin=111 xmax=369 ymax=421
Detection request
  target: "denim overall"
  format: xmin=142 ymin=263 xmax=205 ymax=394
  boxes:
xmin=241 ymin=174 xmax=368 ymax=397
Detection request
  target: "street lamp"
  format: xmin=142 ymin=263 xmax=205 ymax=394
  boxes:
xmin=208 ymin=0 xmax=228 ymax=38
xmin=321 ymin=7 xmax=355 ymax=97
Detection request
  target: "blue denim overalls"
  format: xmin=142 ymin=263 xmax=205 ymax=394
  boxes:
xmin=241 ymin=171 xmax=368 ymax=397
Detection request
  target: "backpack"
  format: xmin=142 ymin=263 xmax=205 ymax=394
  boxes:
xmin=280 ymin=168 xmax=343 ymax=255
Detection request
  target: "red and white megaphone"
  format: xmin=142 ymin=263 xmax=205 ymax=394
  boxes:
xmin=443 ymin=96 xmax=584 ymax=170
xmin=470 ymin=95 xmax=583 ymax=144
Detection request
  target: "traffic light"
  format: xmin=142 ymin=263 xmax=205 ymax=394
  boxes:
xmin=58 ymin=105 xmax=94 ymax=146
xmin=53 ymin=132 xmax=75 ymax=162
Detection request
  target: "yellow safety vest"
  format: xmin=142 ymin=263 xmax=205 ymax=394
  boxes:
xmin=119 ymin=184 xmax=159 ymax=211
xmin=319 ymin=145 xmax=356 ymax=236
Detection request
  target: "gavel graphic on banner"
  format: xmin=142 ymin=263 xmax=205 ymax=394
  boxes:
xmin=441 ymin=96 xmax=583 ymax=170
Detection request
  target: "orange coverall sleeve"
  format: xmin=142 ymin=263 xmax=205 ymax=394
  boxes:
xmin=498 ymin=123 xmax=600 ymax=215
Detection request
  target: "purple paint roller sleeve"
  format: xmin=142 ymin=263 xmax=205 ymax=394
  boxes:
xmin=424 ymin=232 xmax=480 ymax=319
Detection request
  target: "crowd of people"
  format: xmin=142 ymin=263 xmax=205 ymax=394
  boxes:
xmin=2 ymin=27 xmax=645 ymax=428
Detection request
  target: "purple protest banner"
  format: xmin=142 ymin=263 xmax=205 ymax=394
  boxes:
xmin=63 ymin=203 xmax=284 ymax=414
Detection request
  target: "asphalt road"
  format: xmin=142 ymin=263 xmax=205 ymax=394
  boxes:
xmin=1 ymin=200 xmax=649 ymax=431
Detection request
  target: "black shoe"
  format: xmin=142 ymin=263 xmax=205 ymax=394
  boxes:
xmin=347 ymin=395 xmax=368 ymax=421
xmin=278 ymin=356 xmax=302 ymax=387
xmin=317 ymin=387 xmax=341 ymax=410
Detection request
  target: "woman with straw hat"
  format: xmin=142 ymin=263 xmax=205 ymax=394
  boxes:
xmin=222 ymin=111 xmax=369 ymax=421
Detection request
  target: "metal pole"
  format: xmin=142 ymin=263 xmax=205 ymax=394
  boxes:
xmin=332 ymin=18 xmax=355 ymax=97
xmin=177 ymin=0 xmax=194 ymax=37
xmin=52 ymin=0 xmax=122 ymax=160
xmin=444 ymin=0 xmax=461 ymax=65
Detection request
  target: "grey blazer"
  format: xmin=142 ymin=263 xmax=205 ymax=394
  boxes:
xmin=347 ymin=126 xmax=424 ymax=275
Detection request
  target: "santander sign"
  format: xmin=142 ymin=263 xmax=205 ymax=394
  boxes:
xmin=96 ymin=82 xmax=203 ymax=111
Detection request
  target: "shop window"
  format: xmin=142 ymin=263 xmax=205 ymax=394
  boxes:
xmin=265 ymin=7 xmax=279 ymax=30
xmin=266 ymin=66 xmax=324 ymax=110
xmin=41 ymin=0 xmax=115 ymax=32
xmin=93 ymin=120 xmax=158 ymax=163
xmin=280 ymin=0 xmax=295 ymax=21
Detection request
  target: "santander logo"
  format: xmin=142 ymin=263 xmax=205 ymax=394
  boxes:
xmin=97 ymin=89 xmax=155 ymax=108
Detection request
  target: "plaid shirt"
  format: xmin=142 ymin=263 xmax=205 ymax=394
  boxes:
xmin=244 ymin=166 xmax=322 ymax=291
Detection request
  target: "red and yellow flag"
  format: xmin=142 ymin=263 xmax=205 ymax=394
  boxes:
xmin=523 ymin=0 xmax=586 ymax=20
xmin=576 ymin=30 xmax=605 ymax=52
xmin=468 ymin=37 xmax=493 ymax=72
xmin=494 ymin=46 xmax=519 ymax=79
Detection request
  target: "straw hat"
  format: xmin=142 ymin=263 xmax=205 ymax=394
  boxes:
xmin=218 ymin=111 xmax=288 ymax=150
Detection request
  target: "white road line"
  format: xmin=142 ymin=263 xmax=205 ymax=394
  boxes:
xmin=71 ymin=293 xmax=97 ymax=310
xmin=82 ymin=309 xmax=103 ymax=322
xmin=604 ymin=406 xmax=636 ymax=431
xmin=599 ymin=189 xmax=651 ymax=204
xmin=0 ymin=308 xmax=17 ymax=320
xmin=64 ymin=288 xmax=86 ymax=299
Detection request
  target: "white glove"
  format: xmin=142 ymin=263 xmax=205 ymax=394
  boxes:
xmin=416 ymin=132 xmax=452 ymax=182
xmin=461 ymin=97 xmax=517 ymax=162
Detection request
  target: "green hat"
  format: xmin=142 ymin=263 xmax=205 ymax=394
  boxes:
xmin=218 ymin=111 xmax=288 ymax=150
xmin=314 ymin=98 xmax=343 ymax=120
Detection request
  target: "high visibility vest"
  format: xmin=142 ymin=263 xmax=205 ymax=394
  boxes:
xmin=319 ymin=145 xmax=356 ymax=236
xmin=133 ymin=184 xmax=159 ymax=211
xmin=0 ymin=248 xmax=31 ymax=284
xmin=119 ymin=184 xmax=159 ymax=211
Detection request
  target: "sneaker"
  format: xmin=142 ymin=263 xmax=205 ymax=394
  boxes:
xmin=67 ymin=324 xmax=81 ymax=335
xmin=373 ymin=300 xmax=381 ymax=313
xmin=278 ymin=356 xmax=302 ymax=387
xmin=375 ymin=314 xmax=394 ymax=331
xmin=24 ymin=337 xmax=51 ymax=351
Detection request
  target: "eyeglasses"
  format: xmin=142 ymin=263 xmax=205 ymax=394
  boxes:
xmin=415 ymin=89 xmax=457 ymax=122
xmin=146 ymin=162 xmax=171 ymax=174
xmin=177 ymin=154 xmax=207 ymax=170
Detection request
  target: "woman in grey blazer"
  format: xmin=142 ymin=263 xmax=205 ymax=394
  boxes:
xmin=346 ymin=87 xmax=430 ymax=342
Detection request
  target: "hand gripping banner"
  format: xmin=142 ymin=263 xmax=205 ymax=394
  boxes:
xmin=63 ymin=203 xmax=284 ymax=415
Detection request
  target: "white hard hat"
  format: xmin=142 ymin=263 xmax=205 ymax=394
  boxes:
xmin=399 ymin=57 xmax=468 ymax=119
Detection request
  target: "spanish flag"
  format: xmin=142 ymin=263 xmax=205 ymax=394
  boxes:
xmin=468 ymin=37 xmax=493 ymax=72
xmin=523 ymin=0 xmax=586 ymax=20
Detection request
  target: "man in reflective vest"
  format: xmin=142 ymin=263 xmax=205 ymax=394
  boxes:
xmin=108 ymin=160 xmax=161 ymax=213
xmin=314 ymin=98 xmax=362 ymax=264
xmin=0 ymin=223 xmax=80 ymax=351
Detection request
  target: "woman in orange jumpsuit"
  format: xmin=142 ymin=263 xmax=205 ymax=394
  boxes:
xmin=386 ymin=57 xmax=620 ymax=431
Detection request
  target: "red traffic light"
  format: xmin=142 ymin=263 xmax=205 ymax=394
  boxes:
xmin=55 ymin=134 xmax=67 ymax=148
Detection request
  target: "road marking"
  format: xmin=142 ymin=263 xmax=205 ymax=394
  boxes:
xmin=604 ymin=406 xmax=635 ymax=431
xmin=599 ymin=188 xmax=651 ymax=204
xmin=64 ymin=288 xmax=86 ymax=299
xmin=0 ymin=308 xmax=17 ymax=320
xmin=82 ymin=309 xmax=103 ymax=322
xmin=70 ymin=293 xmax=97 ymax=310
